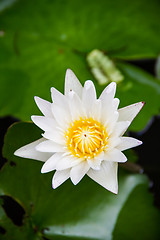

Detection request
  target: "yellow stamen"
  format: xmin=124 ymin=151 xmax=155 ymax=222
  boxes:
xmin=65 ymin=117 xmax=108 ymax=159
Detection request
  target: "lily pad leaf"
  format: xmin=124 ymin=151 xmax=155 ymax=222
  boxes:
xmin=0 ymin=0 xmax=160 ymax=132
xmin=0 ymin=122 xmax=159 ymax=239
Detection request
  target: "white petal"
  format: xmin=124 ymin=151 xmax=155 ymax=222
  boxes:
xmin=100 ymin=85 xmax=119 ymax=126
xmin=91 ymin=99 xmax=102 ymax=121
xmin=51 ymin=103 xmax=71 ymax=128
xmin=70 ymin=161 xmax=90 ymax=185
xmin=82 ymin=80 xmax=97 ymax=100
xmin=52 ymin=169 xmax=70 ymax=189
xmin=87 ymin=161 xmax=118 ymax=194
xmin=68 ymin=91 xmax=86 ymax=120
xmin=36 ymin=140 xmax=65 ymax=152
xmin=104 ymin=111 xmax=119 ymax=134
xmin=41 ymin=152 xmax=63 ymax=173
xmin=99 ymin=82 xmax=116 ymax=100
xmin=118 ymin=102 xmax=145 ymax=122
xmin=56 ymin=155 xmax=82 ymax=171
xmin=34 ymin=96 xmax=52 ymax=117
xmin=42 ymin=130 xmax=65 ymax=145
xmin=51 ymin=87 xmax=67 ymax=107
xmin=116 ymin=137 xmax=142 ymax=151
xmin=82 ymin=80 xmax=97 ymax=117
xmin=87 ymin=151 xmax=104 ymax=170
xmin=82 ymin=80 xmax=97 ymax=101
xmin=104 ymin=148 xmax=127 ymax=163
xmin=14 ymin=138 xmax=51 ymax=162
xmin=112 ymin=121 xmax=130 ymax=137
xmin=31 ymin=116 xmax=58 ymax=132
xmin=113 ymin=98 xmax=120 ymax=109
xmin=107 ymin=136 xmax=121 ymax=151
xmin=65 ymin=69 xmax=83 ymax=98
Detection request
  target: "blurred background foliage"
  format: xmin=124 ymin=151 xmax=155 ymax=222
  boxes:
xmin=0 ymin=0 xmax=160 ymax=239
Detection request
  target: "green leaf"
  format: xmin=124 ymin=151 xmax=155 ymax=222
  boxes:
xmin=1 ymin=122 xmax=160 ymax=239
xmin=0 ymin=204 xmax=39 ymax=240
xmin=113 ymin=184 xmax=160 ymax=240
xmin=0 ymin=0 xmax=17 ymax=12
xmin=155 ymin=56 xmax=160 ymax=79
xmin=0 ymin=0 xmax=160 ymax=132
xmin=0 ymin=0 xmax=160 ymax=58
xmin=116 ymin=62 xmax=160 ymax=131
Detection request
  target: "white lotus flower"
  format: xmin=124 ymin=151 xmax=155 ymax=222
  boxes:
xmin=14 ymin=69 xmax=144 ymax=194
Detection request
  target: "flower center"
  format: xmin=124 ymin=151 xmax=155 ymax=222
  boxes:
xmin=65 ymin=118 xmax=108 ymax=159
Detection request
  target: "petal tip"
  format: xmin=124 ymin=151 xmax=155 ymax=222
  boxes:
xmin=109 ymin=184 xmax=118 ymax=194
xmin=138 ymin=140 xmax=143 ymax=146
xmin=141 ymin=101 xmax=146 ymax=108
xmin=65 ymin=68 xmax=74 ymax=78
xmin=41 ymin=163 xmax=49 ymax=173
xmin=31 ymin=115 xmax=39 ymax=124
xmin=104 ymin=183 xmax=118 ymax=194
xmin=34 ymin=96 xmax=39 ymax=102
xmin=52 ymin=183 xmax=58 ymax=189
xmin=71 ymin=178 xmax=77 ymax=185
xmin=31 ymin=115 xmax=35 ymax=121
xmin=135 ymin=101 xmax=145 ymax=112
xmin=41 ymin=167 xmax=46 ymax=174
xmin=111 ymin=82 xmax=117 ymax=87
xmin=65 ymin=69 xmax=82 ymax=97
xmin=14 ymin=148 xmax=24 ymax=158
xmin=66 ymin=68 xmax=72 ymax=72
xmin=52 ymin=179 xmax=59 ymax=189
xmin=84 ymin=80 xmax=93 ymax=89
xmin=14 ymin=149 xmax=19 ymax=157
xmin=113 ymin=188 xmax=118 ymax=195
xmin=107 ymin=82 xmax=116 ymax=92
xmin=50 ymin=87 xmax=54 ymax=93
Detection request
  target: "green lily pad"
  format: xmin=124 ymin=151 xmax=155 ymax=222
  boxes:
xmin=0 ymin=204 xmax=39 ymax=240
xmin=0 ymin=0 xmax=17 ymax=12
xmin=0 ymin=122 xmax=160 ymax=239
xmin=113 ymin=184 xmax=160 ymax=240
xmin=116 ymin=62 xmax=160 ymax=131
xmin=0 ymin=0 xmax=160 ymax=132
xmin=1 ymin=0 xmax=160 ymax=58
xmin=155 ymin=56 xmax=160 ymax=79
